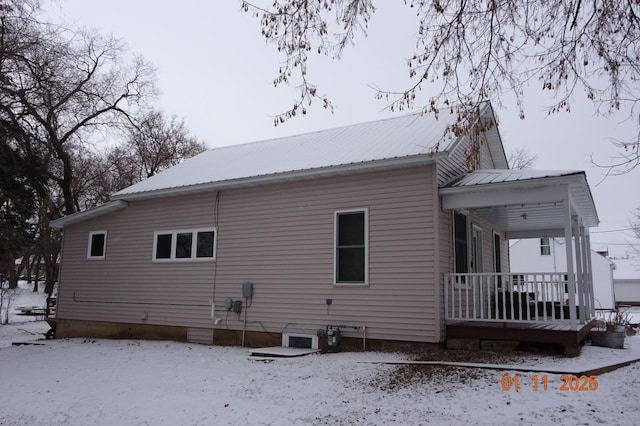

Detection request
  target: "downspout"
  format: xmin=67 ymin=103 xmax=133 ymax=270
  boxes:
xmin=211 ymin=192 xmax=221 ymax=327
xmin=242 ymin=296 xmax=248 ymax=347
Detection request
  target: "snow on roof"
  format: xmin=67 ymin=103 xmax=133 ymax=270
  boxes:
xmin=443 ymin=169 xmax=582 ymax=187
xmin=612 ymin=257 xmax=640 ymax=280
xmin=113 ymin=110 xmax=460 ymax=199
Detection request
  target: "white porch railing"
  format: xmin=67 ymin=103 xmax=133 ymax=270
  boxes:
xmin=444 ymin=273 xmax=592 ymax=325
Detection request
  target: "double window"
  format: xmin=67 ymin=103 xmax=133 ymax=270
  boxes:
xmin=153 ymin=228 xmax=217 ymax=261
xmin=334 ymin=209 xmax=368 ymax=285
xmin=87 ymin=231 xmax=107 ymax=260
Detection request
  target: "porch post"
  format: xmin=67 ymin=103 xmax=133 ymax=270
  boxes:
xmin=584 ymin=230 xmax=596 ymax=318
xmin=563 ymin=198 xmax=578 ymax=330
xmin=572 ymin=215 xmax=585 ymax=324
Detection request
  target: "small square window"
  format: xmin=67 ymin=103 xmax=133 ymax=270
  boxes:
xmin=87 ymin=231 xmax=107 ymax=259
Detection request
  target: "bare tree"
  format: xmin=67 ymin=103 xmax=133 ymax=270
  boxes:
xmin=242 ymin=0 xmax=640 ymax=168
xmin=86 ymin=110 xmax=207 ymax=200
xmin=124 ymin=110 xmax=207 ymax=180
xmin=507 ymin=147 xmax=537 ymax=170
xmin=0 ymin=0 xmax=157 ymax=293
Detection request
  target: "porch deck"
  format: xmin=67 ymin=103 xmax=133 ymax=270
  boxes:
xmin=446 ymin=320 xmax=596 ymax=355
xmin=444 ymin=272 xmax=596 ymax=355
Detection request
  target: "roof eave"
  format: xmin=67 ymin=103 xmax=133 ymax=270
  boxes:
xmin=50 ymin=200 xmax=129 ymax=229
xmin=439 ymin=172 xmax=585 ymax=194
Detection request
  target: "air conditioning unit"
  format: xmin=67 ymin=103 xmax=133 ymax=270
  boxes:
xmin=282 ymin=333 xmax=319 ymax=349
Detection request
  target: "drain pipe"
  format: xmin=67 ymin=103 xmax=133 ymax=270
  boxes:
xmin=362 ymin=325 xmax=366 ymax=351
xmin=241 ymin=297 xmax=247 ymax=347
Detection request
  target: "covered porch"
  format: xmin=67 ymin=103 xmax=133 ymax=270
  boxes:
xmin=440 ymin=170 xmax=600 ymax=354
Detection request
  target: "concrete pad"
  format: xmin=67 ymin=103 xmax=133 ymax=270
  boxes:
xmin=248 ymin=346 xmax=320 ymax=357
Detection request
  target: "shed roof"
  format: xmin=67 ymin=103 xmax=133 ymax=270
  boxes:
xmin=441 ymin=169 xmax=600 ymax=236
xmin=443 ymin=169 xmax=582 ymax=187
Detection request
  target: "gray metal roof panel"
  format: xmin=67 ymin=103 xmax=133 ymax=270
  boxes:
xmin=114 ymin=110 xmax=459 ymax=198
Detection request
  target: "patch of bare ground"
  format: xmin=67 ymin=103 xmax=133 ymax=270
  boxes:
xmin=371 ymin=347 xmax=562 ymax=390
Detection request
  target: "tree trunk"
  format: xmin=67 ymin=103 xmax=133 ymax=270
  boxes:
xmin=8 ymin=266 xmax=18 ymax=289
xmin=33 ymin=256 xmax=41 ymax=292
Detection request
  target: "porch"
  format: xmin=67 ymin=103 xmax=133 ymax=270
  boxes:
xmin=444 ymin=272 xmax=596 ymax=354
xmin=439 ymin=170 xmax=600 ymax=354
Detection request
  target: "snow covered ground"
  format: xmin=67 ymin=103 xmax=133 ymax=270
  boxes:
xmin=1 ymin=283 xmax=639 ymax=425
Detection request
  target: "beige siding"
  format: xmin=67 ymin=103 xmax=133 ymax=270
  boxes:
xmin=437 ymin=132 xmax=501 ymax=186
xmin=57 ymin=192 xmax=218 ymax=331
xmin=58 ymin=166 xmax=440 ymax=343
xmin=479 ymin=133 xmax=497 ymax=169
xmin=437 ymin=137 xmax=473 ymax=186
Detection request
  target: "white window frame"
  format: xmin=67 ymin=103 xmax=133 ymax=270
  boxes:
xmin=87 ymin=230 xmax=107 ymax=260
xmin=540 ymin=237 xmax=551 ymax=256
xmin=334 ymin=208 xmax=368 ymax=286
xmin=152 ymin=228 xmax=217 ymax=262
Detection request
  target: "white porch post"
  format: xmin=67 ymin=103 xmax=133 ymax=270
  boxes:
xmin=572 ymin=215 xmax=585 ymax=324
xmin=585 ymin=230 xmax=595 ymax=318
xmin=564 ymin=199 xmax=578 ymax=330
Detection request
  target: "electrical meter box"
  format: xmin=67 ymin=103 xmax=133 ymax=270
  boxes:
xmin=242 ymin=282 xmax=253 ymax=298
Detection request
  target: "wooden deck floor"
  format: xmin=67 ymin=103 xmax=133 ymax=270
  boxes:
xmin=446 ymin=320 xmax=597 ymax=354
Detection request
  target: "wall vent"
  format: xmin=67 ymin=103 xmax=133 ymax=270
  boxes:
xmin=282 ymin=333 xmax=318 ymax=349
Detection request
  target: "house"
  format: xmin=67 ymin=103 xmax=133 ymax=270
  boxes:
xmin=509 ymin=239 xmax=616 ymax=310
xmin=51 ymin=104 xmax=599 ymax=354
xmin=612 ymin=257 xmax=640 ymax=306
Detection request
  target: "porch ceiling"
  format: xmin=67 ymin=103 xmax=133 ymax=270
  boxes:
xmin=440 ymin=169 xmax=599 ymax=238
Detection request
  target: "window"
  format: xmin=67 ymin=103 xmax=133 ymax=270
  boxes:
xmin=334 ymin=209 xmax=368 ymax=285
xmin=153 ymin=228 xmax=217 ymax=261
xmin=540 ymin=237 xmax=551 ymax=256
xmin=87 ymin=231 xmax=107 ymax=259
xmin=453 ymin=211 xmax=468 ymax=273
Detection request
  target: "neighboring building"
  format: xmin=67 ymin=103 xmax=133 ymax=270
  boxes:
xmin=510 ymin=238 xmax=616 ymax=310
xmin=612 ymin=257 xmax=640 ymax=306
xmin=51 ymin=104 xmax=600 ymax=354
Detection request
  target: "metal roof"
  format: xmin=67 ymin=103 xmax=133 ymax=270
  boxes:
xmin=113 ymin=110 xmax=461 ymax=199
xmin=443 ymin=169 xmax=583 ymax=187
xmin=441 ymin=169 xmax=600 ymax=236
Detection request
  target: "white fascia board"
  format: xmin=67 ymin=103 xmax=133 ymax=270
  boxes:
xmin=113 ymin=153 xmax=445 ymax=202
xmin=441 ymin=182 xmax=569 ymax=210
xmin=50 ymin=200 xmax=129 ymax=228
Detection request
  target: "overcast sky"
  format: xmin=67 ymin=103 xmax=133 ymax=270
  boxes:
xmin=48 ymin=1 xmax=639 ymax=257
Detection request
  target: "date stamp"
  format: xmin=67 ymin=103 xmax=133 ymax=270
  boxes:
xmin=501 ymin=374 xmax=599 ymax=391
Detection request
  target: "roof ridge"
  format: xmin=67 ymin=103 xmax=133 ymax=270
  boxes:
xmin=208 ymin=110 xmax=427 ymax=152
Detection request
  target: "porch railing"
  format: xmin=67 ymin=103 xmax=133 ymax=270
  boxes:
xmin=444 ymin=272 xmax=591 ymax=325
